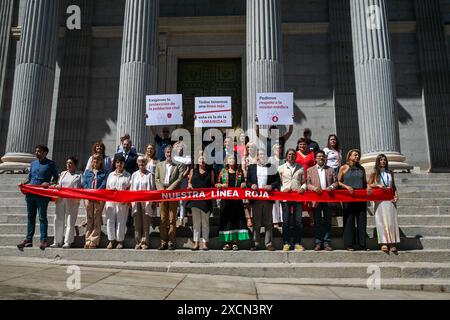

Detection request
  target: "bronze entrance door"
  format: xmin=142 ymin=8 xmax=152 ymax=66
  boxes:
xmin=177 ymin=59 xmax=242 ymax=139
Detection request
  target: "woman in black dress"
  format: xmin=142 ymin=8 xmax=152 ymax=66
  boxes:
xmin=216 ymin=155 xmax=251 ymax=251
xmin=186 ymin=155 xmax=215 ymax=251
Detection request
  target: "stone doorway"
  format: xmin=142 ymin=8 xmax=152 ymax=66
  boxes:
xmin=177 ymin=58 xmax=242 ymax=137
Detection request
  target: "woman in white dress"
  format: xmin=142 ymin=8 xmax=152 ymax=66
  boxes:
xmin=131 ymin=156 xmax=155 ymax=250
xmin=50 ymin=157 xmax=82 ymax=248
xmin=105 ymin=155 xmax=131 ymax=249
xmin=368 ymin=154 xmax=400 ymax=254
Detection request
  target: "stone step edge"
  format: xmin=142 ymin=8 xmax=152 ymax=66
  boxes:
xmin=1 ymin=256 xmax=450 ymax=293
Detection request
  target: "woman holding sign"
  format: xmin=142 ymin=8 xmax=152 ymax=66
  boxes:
xmin=368 ymin=154 xmax=400 ymax=254
xmin=216 ymin=155 xmax=250 ymax=251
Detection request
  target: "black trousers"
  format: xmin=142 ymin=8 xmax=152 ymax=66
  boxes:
xmin=343 ymin=202 xmax=367 ymax=249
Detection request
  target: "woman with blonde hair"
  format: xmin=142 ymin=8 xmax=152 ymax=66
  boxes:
xmin=338 ymin=149 xmax=372 ymax=251
xmin=82 ymin=153 xmax=107 ymax=249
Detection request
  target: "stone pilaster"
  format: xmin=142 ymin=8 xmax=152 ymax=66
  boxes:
xmin=246 ymin=0 xmax=284 ymax=141
xmin=117 ymin=0 xmax=159 ymax=153
xmin=0 ymin=0 xmax=60 ymax=172
xmin=350 ymin=0 xmax=410 ymax=170
xmin=329 ymin=0 xmax=360 ymax=156
xmin=53 ymin=0 xmax=93 ymax=169
xmin=414 ymin=0 xmax=450 ymax=171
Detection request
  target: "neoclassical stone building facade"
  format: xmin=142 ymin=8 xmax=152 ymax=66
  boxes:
xmin=0 ymin=0 xmax=449 ymax=172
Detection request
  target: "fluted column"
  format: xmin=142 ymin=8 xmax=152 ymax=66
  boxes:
xmin=246 ymin=0 xmax=284 ymax=141
xmin=414 ymin=0 xmax=450 ymax=171
xmin=329 ymin=0 xmax=360 ymax=155
xmin=0 ymin=0 xmax=60 ymax=172
xmin=0 ymin=0 xmax=14 ymax=114
xmin=350 ymin=0 xmax=410 ymax=170
xmin=117 ymin=0 xmax=159 ymax=153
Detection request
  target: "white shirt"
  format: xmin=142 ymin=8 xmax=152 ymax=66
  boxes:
xmin=323 ymin=147 xmax=341 ymax=169
xmin=130 ymin=170 xmax=153 ymax=191
xmin=164 ymin=162 xmax=172 ymax=186
xmin=58 ymin=170 xmax=82 ymax=188
xmin=106 ymin=170 xmax=131 ymax=191
xmin=256 ymin=164 xmax=268 ymax=188
xmin=317 ymin=165 xmax=327 ymax=190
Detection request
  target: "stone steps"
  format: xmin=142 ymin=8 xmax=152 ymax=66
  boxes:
xmin=1 ymin=234 xmax=449 ymax=250
xmin=2 ymin=247 xmax=450 ymax=262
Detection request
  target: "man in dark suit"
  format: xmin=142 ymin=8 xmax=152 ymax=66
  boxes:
xmin=114 ymin=138 xmax=138 ymax=174
xmin=246 ymin=149 xmax=281 ymax=251
xmin=306 ymin=150 xmax=338 ymax=251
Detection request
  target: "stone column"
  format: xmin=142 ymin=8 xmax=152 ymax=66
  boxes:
xmin=0 ymin=0 xmax=14 ymax=112
xmin=0 ymin=0 xmax=60 ymax=172
xmin=117 ymin=0 xmax=159 ymax=154
xmin=414 ymin=0 xmax=450 ymax=171
xmin=246 ymin=0 xmax=284 ymax=142
xmin=350 ymin=0 xmax=410 ymax=170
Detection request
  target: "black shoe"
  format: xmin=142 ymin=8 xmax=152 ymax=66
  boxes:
xmin=158 ymin=243 xmax=168 ymax=250
xmin=39 ymin=240 xmax=48 ymax=251
xmin=168 ymin=243 xmax=175 ymax=251
xmin=17 ymin=239 xmax=32 ymax=251
xmin=266 ymin=245 xmax=276 ymax=251
xmin=250 ymin=246 xmax=258 ymax=251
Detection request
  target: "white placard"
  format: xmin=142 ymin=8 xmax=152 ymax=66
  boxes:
xmin=145 ymin=94 xmax=183 ymax=126
xmin=256 ymin=92 xmax=294 ymax=125
xmin=194 ymin=96 xmax=232 ymax=128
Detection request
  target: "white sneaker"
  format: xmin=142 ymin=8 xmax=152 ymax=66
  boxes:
xmin=50 ymin=243 xmax=62 ymax=248
xmin=62 ymin=243 xmax=71 ymax=249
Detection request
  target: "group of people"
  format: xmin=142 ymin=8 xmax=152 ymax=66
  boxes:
xmin=17 ymin=127 xmax=400 ymax=254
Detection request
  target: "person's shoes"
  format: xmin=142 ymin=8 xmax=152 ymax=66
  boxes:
xmin=168 ymin=243 xmax=175 ymax=251
xmin=135 ymin=244 xmax=142 ymax=250
xmin=324 ymin=244 xmax=333 ymax=251
xmin=390 ymin=246 xmax=398 ymax=255
xmin=223 ymin=243 xmax=231 ymax=251
xmin=39 ymin=240 xmax=48 ymax=251
xmin=84 ymin=243 xmax=90 ymax=249
xmin=116 ymin=242 xmax=124 ymax=249
xmin=294 ymin=244 xmax=305 ymax=252
xmin=89 ymin=244 xmax=97 ymax=249
xmin=266 ymin=245 xmax=276 ymax=251
xmin=141 ymin=244 xmax=149 ymax=250
xmin=50 ymin=243 xmax=62 ymax=248
xmin=62 ymin=243 xmax=71 ymax=249
xmin=202 ymin=243 xmax=209 ymax=251
xmin=232 ymin=244 xmax=239 ymax=251
xmin=17 ymin=239 xmax=32 ymax=250
xmin=314 ymin=244 xmax=322 ymax=251
xmin=250 ymin=245 xmax=259 ymax=251
xmin=158 ymin=243 xmax=168 ymax=250
xmin=346 ymin=247 xmax=354 ymax=251
xmin=107 ymin=241 xmax=115 ymax=249
xmin=282 ymin=244 xmax=291 ymax=252
xmin=381 ymin=245 xmax=389 ymax=253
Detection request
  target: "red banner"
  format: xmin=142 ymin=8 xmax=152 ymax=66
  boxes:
xmin=19 ymin=184 xmax=394 ymax=203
